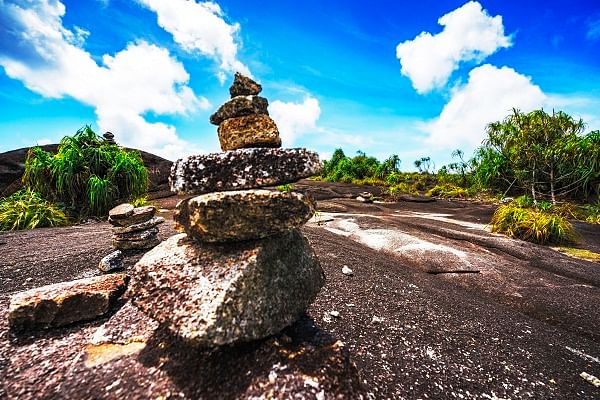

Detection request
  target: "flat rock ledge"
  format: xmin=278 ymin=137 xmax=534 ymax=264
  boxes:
xmin=175 ymin=189 xmax=315 ymax=242
xmin=129 ymin=230 xmax=325 ymax=346
xmin=8 ymin=273 xmax=128 ymax=331
xmin=217 ymin=114 xmax=281 ymax=151
xmin=169 ymin=148 xmax=322 ymax=195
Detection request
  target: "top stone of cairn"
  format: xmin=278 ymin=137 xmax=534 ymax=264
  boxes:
xmin=229 ymin=72 xmax=262 ymax=97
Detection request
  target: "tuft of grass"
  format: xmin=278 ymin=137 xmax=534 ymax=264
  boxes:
xmin=426 ymin=184 xmax=468 ymax=198
xmin=491 ymin=204 xmax=577 ymax=244
xmin=130 ymin=196 xmax=150 ymax=207
xmin=0 ymin=189 xmax=68 ymax=231
xmin=386 ymin=182 xmax=419 ymax=197
xmin=558 ymin=247 xmax=600 ymax=263
xmin=276 ymin=183 xmax=294 ymax=193
xmin=87 ymin=175 xmax=114 ymax=216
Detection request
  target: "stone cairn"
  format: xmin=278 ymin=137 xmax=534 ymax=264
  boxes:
xmin=128 ymin=73 xmax=325 ymax=346
xmin=108 ymin=203 xmax=164 ymax=251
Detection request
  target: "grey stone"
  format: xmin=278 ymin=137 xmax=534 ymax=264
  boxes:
xmin=8 ymin=273 xmax=128 ymax=331
xmin=217 ymin=114 xmax=281 ymax=151
xmin=98 ymin=250 xmax=124 ymax=272
xmin=229 ymin=72 xmax=262 ymax=97
xmin=175 ymin=190 xmax=315 ymax=242
xmin=169 ymin=148 xmax=322 ymax=195
xmin=113 ymin=227 xmax=159 ymax=242
xmin=111 ymin=216 xmax=165 ymax=234
xmin=209 ymin=95 xmax=269 ymax=125
xmin=129 ymin=230 xmax=325 ymax=346
xmin=113 ymin=236 xmax=160 ymax=251
xmin=109 ymin=203 xmax=134 ymax=220
xmin=109 ymin=205 xmax=156 ymax=227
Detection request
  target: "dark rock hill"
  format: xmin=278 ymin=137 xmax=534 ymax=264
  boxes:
xmin=0 ymin=144 xmax=173 ymax=199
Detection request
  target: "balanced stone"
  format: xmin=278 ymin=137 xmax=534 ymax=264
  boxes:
xmin=112 ymin=236 xmax=160 ymax=250
xmin=113 ymin=227 xmax=159 ymax=242
xmin=175 ymin=190 xmax=315 ymax=242
xmin=108 ymin=205 xmax=156 ymax=227
xmin=170 ymin=148 xmax=322 ymax=195
xmin=111 ymin=216 xmax=164 ymax=234
xmin=129 ymin=230 xmax=324 ymax=347
xmin=217 ymin=114 xmax=281 ymax=151
xmin=209 ymin=95 xmax=269 ymax=126
xmin=8 ymin=273 xmax=128 ymax=331
xmin=109 ymin=203 xmax=134 ymax=220
xmin=229 ymin=72 xmax=262 ymax=97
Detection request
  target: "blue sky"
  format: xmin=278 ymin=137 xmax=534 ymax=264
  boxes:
xmin=1 ymin=0 xmax=599 ymax=169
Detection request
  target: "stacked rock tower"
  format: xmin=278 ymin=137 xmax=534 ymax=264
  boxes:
xmin=108 ymin=203 xmax=164 ymax=251
xmin=128 ymin=73 xmax=325 ymax=346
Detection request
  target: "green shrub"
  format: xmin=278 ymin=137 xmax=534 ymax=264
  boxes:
xmin=276 ymin=183 xmax=294 ymax=192
xmin=490 ymin=204 xmax=577 ymax=244
xmin=0 ymin=189 xmax=68 ymax=231
xmin=23 ymin=126 xmax=149 ymax=218
xmin=426 ymin=184 xmax=467 ymax=198
xmin=386 ymin=183 xmax=418 ymax=197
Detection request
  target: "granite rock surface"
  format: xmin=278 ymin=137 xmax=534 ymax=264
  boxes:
xmin=217 ymin=114 xmax=281 ymax=151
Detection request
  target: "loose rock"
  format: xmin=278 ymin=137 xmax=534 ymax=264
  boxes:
xmin=229 ymin=72 xmax=262 ymax=97
xmin=342 ymin=265 xmax=354 ymax=276
xmin=8 ymin=273 xmax=128 ymax=331
xmin=209 ymin=95 xmax=269 ymax=125
xmin=217 ymin=114 xmax=281 ymax=151
xmin=175 ymin=190 xmax=315 ymax=242
xmin=170 ymin=148 xmax=322 ymax=195
xmin=98 ymin=250 xmax=124 ymax=272
xmin=129 ymin=230 xmax=325 ymax=346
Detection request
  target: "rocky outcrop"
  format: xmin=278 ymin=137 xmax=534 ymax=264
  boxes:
xmin=169 ymin=147 xmax=322 ymax=195
xmin=174 ymin=190 xmax=315 ymax=242
xmin=8 ymin=273 xmax=128 ymax=331
xmin=129 ymin=231 xmax=324 ymax=346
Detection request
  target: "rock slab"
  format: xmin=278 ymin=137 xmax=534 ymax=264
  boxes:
xmin=8 ymin=273 xmax=128 ymax=331
xmin=209 ymin=95 xmax=269 ymax=126
xmin=175 ymin=189 xmax=315 ymax=242
xmin=109 ymin=205 xmax=156 ymax=227
xmin=170 ymin=147 xmax=322 ymax=195
xmin=217 ymin=114 xmax=281 ymax=151
xmin=129 ymin=231 xmax=325 ymax=346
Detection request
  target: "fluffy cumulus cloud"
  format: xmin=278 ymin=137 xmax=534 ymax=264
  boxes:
xmin=0 ymin=0 xmax=209 ymax=160
xmin=270 ymin=97 xmax=321 ymax=145
xmin=422 ymin=64 xmax=546 ymax=152
xmin=138 ymin=0 xmax=250 ymax=82
xmin=396 ymin=1 xmax=512 ymax=93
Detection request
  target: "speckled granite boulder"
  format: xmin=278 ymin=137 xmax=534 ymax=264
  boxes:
xmin=229 ymin=72 xmax=262 ymax=97
xmin=217 ymin=114 xmax=281 ymax=151
xmin=8 ymin=273 xmax=128 ymax=331
xmin=129 ymin=230 xmax=324 ymax=346
xmin=175 ymin=190 xmax=315 ymax=242
xmin=170 ymin=148 xmax=322 ymax=195
xmin=209 ymin=95 xmax=269 ymax=126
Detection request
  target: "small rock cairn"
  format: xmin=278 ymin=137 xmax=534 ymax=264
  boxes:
xmin=108 ymin=203 xmax=165 ymax=251
xmin=128 ymin=73 xmax=325 ymax=346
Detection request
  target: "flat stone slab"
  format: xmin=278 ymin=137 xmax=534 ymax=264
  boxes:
xmin=112 ymin=236 xmax=160 ymax=251
xmin=209 ymin=95 xmax=269 ymax=126
xmin=175 ymin=190 xmax=315 ymax=242
xmin=8 ymin=273 xmax=128 ymax=331
xmin=129 ymin=230 xmax=325 ymax=346
xmin=169 ymin=148 xmax=322 ymax=195
xmin=229 ymin=71 xmax=262 ymax=97
xmin=108 ymin=203 xmax=134 ymax=220
xmin=113 ymin=227 xmax=159 ymax=242
xmin=109 ymin=205 xmax=156 ymax=227
xmin=217 ymin=114 xmax=281 ymax=151
xmin=111 ymin=216 xmax=164 ymax=234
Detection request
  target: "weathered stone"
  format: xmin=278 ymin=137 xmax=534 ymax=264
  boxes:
xmin=98 ymin=250 xmax=124 ymax=272
xmin=8 ymin=273 xmax=128 ymax=331
xmin=129 ymin=230 xmax=325 ymax=346
xmin=108 ymin=205 xmax=156 ymax=227
xmin=108 ymin=203 xmax=134 ymax=220
xmin=229 ymin=72 xmax=262 ymax=97
xmin=175 ymin=190 xmax=315 ymax=242
xmin=111 ymin=216 xmax=165 ymax=234
xmin=209 ymin=95 xmax=269 ymax=125
xmin=113 ymin=227 xmax=159 ymax=242
xmin=217 ymin=114 xmax=281 ymax=151
xmin=112 ymin=236 xmax=160 ymax=250
xmin=170 ymin=148 xmax=322 ymax=195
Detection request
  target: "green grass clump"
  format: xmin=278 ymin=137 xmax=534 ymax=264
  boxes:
xmin=386 ymin=183 xmax=419 ymax=197
xmin=276 ymin=183 xmax=294 ymax=193
xmin=426 ymin=184 xmax=468 ymax=198
xmin=0 ymin=189 xmax=68 ymax=231
xmin=558 ymin=247 xmax=600 ymax=263
xmin=491 ymin=204 xmax=577 ymax=244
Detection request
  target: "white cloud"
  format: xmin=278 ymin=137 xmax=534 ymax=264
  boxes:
xmin=138 ymin=0 xmax=250 ymax=81
xmin=0 ymin=0 xmax=209 ymax=160
xmin=396 ymin=1 xmax=512 ymax=94
xmin=422 ymin=64 xmax=546 ymax=153
xmin=270 ymin=97 xmax=321 ymax=146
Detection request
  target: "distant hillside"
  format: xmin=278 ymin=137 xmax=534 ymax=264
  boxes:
xmin=0 ymin=145 xmax=173 ymax=199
